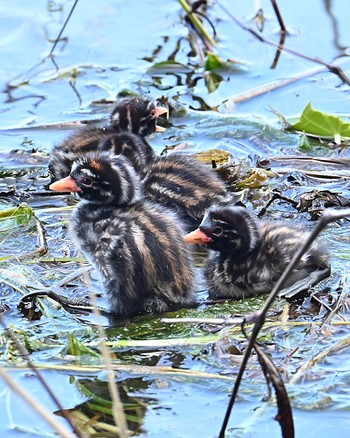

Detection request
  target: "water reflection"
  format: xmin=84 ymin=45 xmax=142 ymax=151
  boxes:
xmin=3 ymin=82 xmax=46 ymax=108
xmin=0 ymin=3 xmax=350 ymax=437
xmin=324 ymin=0 xmax=348 ymax=55
xmin=57 ymin=377 xmax=154 ymax=435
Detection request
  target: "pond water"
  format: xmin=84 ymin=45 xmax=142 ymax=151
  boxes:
xmin=0 ymin=0 xmax=350 ymax=437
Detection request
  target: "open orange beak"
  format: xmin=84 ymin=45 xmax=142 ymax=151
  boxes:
xmin=154 ymin=106 xmax=168 ymax=132
xmin=49 ymin=176 xmax=80 ymax=193
xmin=154 ymin=106 xmax=168 ymax=118
xmin=184 ymin=228 xmax=213 ymax=244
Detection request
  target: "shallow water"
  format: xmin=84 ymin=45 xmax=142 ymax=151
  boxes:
xmin=0 ymin=1 xmax=350 ymax=437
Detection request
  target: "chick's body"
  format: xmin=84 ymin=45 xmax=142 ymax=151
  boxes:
xmin=143 ymin=154 xmax=232 ymax=229
xmin=184 ymin=206 xmax=331 ymax=299
xmin=72 ymin=200 xmax=195 ymax=315
xmin=50 ymin=152 xmax=195 ymax=317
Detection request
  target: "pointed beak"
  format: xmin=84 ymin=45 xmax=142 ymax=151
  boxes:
xmin=184 ymin=228 xmax=213 ymax=244
xmin=49 ymin=176 xmax=80 ymax=193
xmin=154 ymin=106 xmax=169 ymax=119
xmin=154 ymin=106 xmax=168 ymax=132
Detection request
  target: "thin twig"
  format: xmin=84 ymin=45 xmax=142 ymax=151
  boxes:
xmin=290 ymin=332 xmax=350 ymax=384
xmin=49 ymin=0 xmax=80 ymax=58
xmin=270 ymin=31 xmax=286 ymax=69
xmin=226 ymin=65 xmax=328 ymax=104
xmin=271 ymin=155 xmax=350 ymax=166
xmin=219 ymin=208 xmax=350 ymax=437
xmin=162 ymin=318 xmax=350 ymax=328
xmin=258 ymin=191 xmax=298 ymax=218
xmin=271 ymin=0 xmax=287 ymax=32
xmin=35 ymin=216 xmax=48 ymax=256
xmin=178 ymin=0 xmax=216 ymax=47
xmin=321 ymin=276 xmax=349 ymax=326
xmin=276 ymin=169 xmax=350 ymax=181
xmin=81 ymin=270 xmax=130 ymax=437
xmin=0 ymin=314 xmax=84 ymax=437
xmin=19 ymin=362 xmax=238 ymax=381
xmin=45 ymin=267 xmax=88 ymax=288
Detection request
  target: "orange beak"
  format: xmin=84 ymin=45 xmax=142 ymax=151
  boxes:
xmin=154 ymin=106 xmax=169 ymax=119
xmin=184 ymin=228 xmax=213 ymax=244
xmin=49 ymin=176 xmax=80 ymax=193
xmin=154 ymin=106 xmax=168 ymax=132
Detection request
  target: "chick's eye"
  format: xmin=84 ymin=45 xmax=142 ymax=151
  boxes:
xmin=150 ymin=109 xmax=157 ymax=119
xmin=212 ymin=226 xmax=223 ymax=237
xmin=81 ymin=177 xmax=93 ymax=187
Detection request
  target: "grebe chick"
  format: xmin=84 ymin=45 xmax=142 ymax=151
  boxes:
xmin=110 ymin=96 xmax=168 ymax=136
xmin=50 ymin=152 xmax=195 ymax=317
xmin=48 ymin=96 xmax=167 ymax=181
xmin=184 ymin=206 xmax=331 ymax=299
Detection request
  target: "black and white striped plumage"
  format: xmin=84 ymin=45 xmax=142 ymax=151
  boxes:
xmin=48 ymin=96 xmax=166 ymax=182
xmin=48 ymin=126 xmax=113 ymax=182
xmin=98 ymin=132 xmax=155 ymax=177
xmin=184 ymin=206 xmax=331 ymax=299
xmin=110 ymin=96 xmax=166 ymax=137
xmin=142 ymin=154 xmax=232 ymax=229
xmin=50 ymin=152 xmax=195 ymax=317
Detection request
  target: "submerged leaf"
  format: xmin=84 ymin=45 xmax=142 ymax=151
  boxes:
xmin=292 ymin=103 xmax=350 ymax=143
xmin=236 ymin=168 xmax=272 ymax=189
xmin=77 ymin=380 xmax=113 ymax=409
xmin=67 ymin=335 xmax=100 ymax=358
xmin=74 ymin=379 xmax=145 ymax=432
xmin=0 ymin=203 xmax=34 ymax=232
xmin=0 ymin=268 xmax=32 ymax=293
xmin=147 ymin=61 xmax=193 ymax=74
xmin=204 ymin=71 xmax=223 ymax=93
xmin=195 ymin=149 xmax=232 ymax=166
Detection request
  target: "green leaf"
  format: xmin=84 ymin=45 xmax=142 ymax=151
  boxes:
xmin=204 ymin=52 xmax=223 ymax=71
xmin=204 ymin=71 xmax=223 ymax=93
xmin=67 ymin=335 xmax=100 ymax=358
xmin=292 ymin=102 xmax=350 ymax=143
xmin=147 ymin=61 xmax=193 ymax=74
xmin=77 ymin=381 xmax=113 ymax=409
xmin=204 ymin=52 xmax=241 ymax=73
xmin=0 ymin=203 xmax=34 ymax=232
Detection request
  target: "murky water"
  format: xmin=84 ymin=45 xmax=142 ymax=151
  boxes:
xmin=0 ymin=0 xmax=350 ymax=437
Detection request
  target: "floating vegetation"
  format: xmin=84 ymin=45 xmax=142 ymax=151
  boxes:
xmin=1 ymin=1 xmax=350 ymax=437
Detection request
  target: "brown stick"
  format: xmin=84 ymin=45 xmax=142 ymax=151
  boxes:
xmin=271 ymin=0 xmax=287 ymax=32
xmin=218 ymin=208 xmax=350 ymax=437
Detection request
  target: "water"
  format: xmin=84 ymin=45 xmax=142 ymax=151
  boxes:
xmin=0 ymin=0 xmax=350 ymax=436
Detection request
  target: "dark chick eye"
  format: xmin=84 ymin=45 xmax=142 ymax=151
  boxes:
xmin=212 ymin=226 xmax=223 ymax=237
xmin=81 ymin=177 xmax=93 ymax=187
xmin=150 ymin=109 xmax=157 ymax=119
